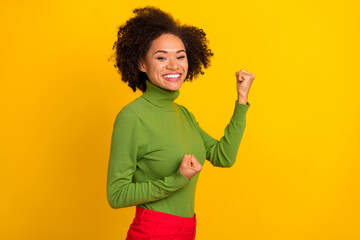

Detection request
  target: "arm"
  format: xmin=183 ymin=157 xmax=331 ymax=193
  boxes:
xmin=197 ymin=68 xmax=253 ymax=166
xmin=191 ymin=101 xmax=250 ymax=167
xmin=106 ymin=108 xmax=190 ymax=209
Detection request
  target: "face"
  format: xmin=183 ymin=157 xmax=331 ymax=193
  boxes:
xmin=139 ymin=33 xmax=188 ymax=91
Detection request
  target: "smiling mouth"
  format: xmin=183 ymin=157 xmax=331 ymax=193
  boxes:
xmin=162 ymin=73 xmax=181 ymax=81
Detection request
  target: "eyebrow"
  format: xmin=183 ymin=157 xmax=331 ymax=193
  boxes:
xmin=153 ymin=50 xmax=186 ymax=55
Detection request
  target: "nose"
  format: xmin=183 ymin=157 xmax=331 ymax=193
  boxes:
xmin=166 ymin=57 xmax=179 ymax=70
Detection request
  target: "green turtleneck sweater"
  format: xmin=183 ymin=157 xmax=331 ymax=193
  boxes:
xmin=107 ymin=80 xmax=250 ymax=218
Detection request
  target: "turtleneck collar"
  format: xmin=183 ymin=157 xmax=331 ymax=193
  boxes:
xmin=141 ymin=79 xmax=180 ymax=110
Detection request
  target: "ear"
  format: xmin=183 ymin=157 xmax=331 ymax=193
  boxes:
xmin=139 ymin=60 xmax=146 ymax=72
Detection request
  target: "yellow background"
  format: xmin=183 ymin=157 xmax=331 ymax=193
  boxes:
xmin=1 ymin=0 xmax=359 ymax=239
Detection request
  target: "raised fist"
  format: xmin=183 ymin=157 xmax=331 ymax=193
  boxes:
xmin=235 ymin=69 xmax=255 ymax=104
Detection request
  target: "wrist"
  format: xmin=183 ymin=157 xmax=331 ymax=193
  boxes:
xmin=237 ymin=97 xmax=248 ymax=105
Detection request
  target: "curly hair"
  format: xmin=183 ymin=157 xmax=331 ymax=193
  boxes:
xmin=110 ymin=6 xmax=214 ymax=92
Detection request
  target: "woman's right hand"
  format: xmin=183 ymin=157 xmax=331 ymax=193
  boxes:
xmin=179 ymin=154 xmax=202 ymax=180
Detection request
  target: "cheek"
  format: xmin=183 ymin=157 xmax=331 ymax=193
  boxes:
xmin=182 ymin=60 xmax=189 ymax=71
xmin=184 ymin=63 xmax=189 ymax=73
xmin=149 ymin=64 xmax=161 ymax=75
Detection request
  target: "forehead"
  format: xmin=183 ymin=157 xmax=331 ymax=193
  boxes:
xmin=148 ymin=33 xmax=185 ymax=53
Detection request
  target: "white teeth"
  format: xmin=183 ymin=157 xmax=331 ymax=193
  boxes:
xmin=164 ymin=74 xmax=180 ymax=78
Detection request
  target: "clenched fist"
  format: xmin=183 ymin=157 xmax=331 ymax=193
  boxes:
xmin=235 ymin=69 xmax=255 ymax=104
xmin=179 ymin=154 xmax=202 ymax=180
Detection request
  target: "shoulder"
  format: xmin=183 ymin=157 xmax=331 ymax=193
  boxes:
xmin=113 ymin=98 xmax=144 ymax=126
xmin=175 ymin=103 xmax=191 ymax=114
xmin=175 ymin=103 xmax=197 ymax=123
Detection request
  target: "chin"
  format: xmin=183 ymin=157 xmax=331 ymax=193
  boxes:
xmin=169 ymin=84 xmax=183 ymax=91
xmin=163 ymin=80 xmax=184 ymax=91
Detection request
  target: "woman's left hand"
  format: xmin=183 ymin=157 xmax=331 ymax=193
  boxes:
xmin=236 ymin=69 xmax=255 ymax=104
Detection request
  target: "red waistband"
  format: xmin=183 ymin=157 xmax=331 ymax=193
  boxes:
xmin=134 ymin=206 xmax=196 ymax=227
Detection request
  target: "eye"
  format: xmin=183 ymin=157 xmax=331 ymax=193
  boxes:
xmin=156 ymin=57 xmax=166 ymax=61
xmin=177 ymin=55 xmax=186 ymax=60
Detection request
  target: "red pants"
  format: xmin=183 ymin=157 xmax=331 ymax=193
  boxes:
xmin=126 ymin=206 xmax=197 ymax=240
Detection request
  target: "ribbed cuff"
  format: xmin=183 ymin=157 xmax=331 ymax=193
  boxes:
xmin=232 ymin=100 xmax=250 ymax=121
xmin=172 ymin=169 xmax=191 ymax=185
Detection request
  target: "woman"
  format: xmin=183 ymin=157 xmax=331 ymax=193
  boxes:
xmin=107 ymin=6 xmax=255 ymax=240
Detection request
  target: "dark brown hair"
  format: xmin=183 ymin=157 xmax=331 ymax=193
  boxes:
xmin=110 ymin=6 xmax=213 ymax=92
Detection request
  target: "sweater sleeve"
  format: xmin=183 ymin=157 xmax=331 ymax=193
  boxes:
xmin=191 ymin=101 xmax=250 ymax=167
xmin=106 ymin=107 xmax=190 ymax=209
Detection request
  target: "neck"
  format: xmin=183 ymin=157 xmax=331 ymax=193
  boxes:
xmin=141 ymin=80 xmax=180 ymax=110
